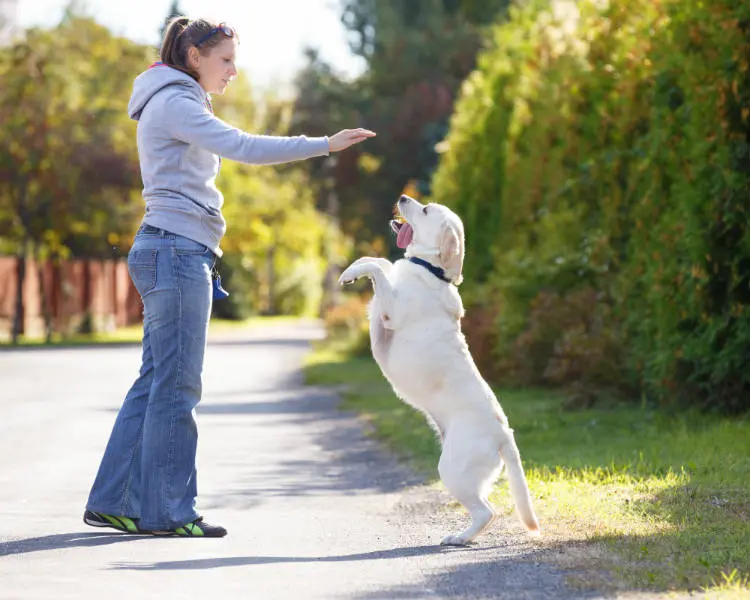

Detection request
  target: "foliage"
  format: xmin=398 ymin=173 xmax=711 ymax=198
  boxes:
xmin=291 ymin=0 xmax=510 ymax=252
xmin=430 ymin=0 xmax=750 ymax=412
xmin=159 ymin=0 xmax=185 ymax=39
xmin=321 ymin=292 xmax=371 ymax=355
xmin=0 ymin=14 xmax=148 ymax=259
xmin=215 ymin=85 xmax=352 ymax=317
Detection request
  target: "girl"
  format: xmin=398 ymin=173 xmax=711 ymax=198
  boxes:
xmin=83 ymin=17 xmax=375 ymax=537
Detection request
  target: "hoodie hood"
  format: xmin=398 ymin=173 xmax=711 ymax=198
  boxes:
xmin=128 ymin=64 xmax=207 ymax=121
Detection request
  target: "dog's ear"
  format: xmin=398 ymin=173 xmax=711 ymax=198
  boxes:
xmin=439 ymin=220 xmax=465 ymax=285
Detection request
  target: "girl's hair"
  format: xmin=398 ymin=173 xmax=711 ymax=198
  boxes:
xmin=160 ymin=17 xmax=238 ymax=80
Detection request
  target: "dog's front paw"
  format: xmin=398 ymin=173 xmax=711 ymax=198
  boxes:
xmin=440 ymin=534 xmax=472 ymax=547
xmin=339 ymin=264 xmax=368 ymax=286
xmin=338 ymin=270 xmax=356 ymax=286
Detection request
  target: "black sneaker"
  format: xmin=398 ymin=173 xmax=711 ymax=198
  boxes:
xmin=83 ymin=510 xmax=140 ymax=534
xmin=146 ymin=517 xmax=227 ymax=538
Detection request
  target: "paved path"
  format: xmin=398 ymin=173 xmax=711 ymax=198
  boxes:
xmin=0 ymin=322 xmax=602 ymax=599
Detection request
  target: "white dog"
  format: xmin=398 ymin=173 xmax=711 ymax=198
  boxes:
xmin=339 ymin=195 xmax=540 ymax=545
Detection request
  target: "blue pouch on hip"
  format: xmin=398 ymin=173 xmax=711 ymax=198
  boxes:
xmin=212 ymin=269 xmax=230 ymax=300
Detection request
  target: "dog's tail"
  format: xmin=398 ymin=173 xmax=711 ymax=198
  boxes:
xmin=498 ymin=431 xmax=541 ymax=536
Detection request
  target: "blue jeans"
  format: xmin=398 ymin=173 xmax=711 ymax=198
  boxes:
xmin=86 ymin=224 xmax=215 ymax=530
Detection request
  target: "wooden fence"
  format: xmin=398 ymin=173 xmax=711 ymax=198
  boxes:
xmin=0 ymin=256 xmax=142 ymax=340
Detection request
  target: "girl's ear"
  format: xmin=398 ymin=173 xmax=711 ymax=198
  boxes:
xmin=186 ymin=46 xmax=200 ymax=70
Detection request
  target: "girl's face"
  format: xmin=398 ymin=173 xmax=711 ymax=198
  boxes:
xmin=189 ymin=37 xmax=238 ymax=95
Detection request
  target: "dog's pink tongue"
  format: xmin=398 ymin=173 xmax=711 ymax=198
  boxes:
xmin=396 ymin=223 xmax=413 ymax=248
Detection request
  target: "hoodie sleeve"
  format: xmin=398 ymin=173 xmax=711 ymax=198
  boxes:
xmin=163 ymin=91 xmax=330 ymax=165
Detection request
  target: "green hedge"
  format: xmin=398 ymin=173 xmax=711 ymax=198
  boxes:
xmin=431 ymin=0 xmax=750 ymax=412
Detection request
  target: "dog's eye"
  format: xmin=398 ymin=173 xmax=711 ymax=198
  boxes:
xmin=423 ymin=206 xmax=428 ymax=214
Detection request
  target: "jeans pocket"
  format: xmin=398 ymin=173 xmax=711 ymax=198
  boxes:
xmin=128 ymin=249 xmax=158 ymax=296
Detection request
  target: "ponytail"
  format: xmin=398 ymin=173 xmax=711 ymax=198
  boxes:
xmin=160 ymin=16 xmax=197 ymax=79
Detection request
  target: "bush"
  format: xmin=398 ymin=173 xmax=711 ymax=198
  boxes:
xmin=431 ymin=0 xmax=750 ymax=413
xmin=322 ymin=293 xmax=372 ymax=356
xmin=460 ymin=294 xmax=503 ymax=382
xmin=516 ymin=288 xmax=626 ymax=405
xmin=211 ymin=254 xmax=260 ymax=320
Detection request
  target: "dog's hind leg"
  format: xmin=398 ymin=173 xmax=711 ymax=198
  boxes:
xmin=438 ymin=440 xmax=500 ymax=546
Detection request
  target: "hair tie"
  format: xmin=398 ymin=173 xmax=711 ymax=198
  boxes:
xmin=176 ymin=18 xmax=191 ymax=38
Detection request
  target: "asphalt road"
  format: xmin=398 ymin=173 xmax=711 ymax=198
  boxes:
xmin=0 ymin=321 xmax=607 ymax=600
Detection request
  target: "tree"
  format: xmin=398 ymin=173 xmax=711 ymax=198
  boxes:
xmin=159 ymin=0 xmax=184 ymax=40
xmin=0 ymin=14 xmax=150 ymax=341
xmin=212 ymin=78 xmax=351 ymax=318
xmin=292 ymin=0 xmax=509 ymax=254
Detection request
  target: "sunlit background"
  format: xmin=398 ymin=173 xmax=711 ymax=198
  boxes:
xmin=10 ymin=0 xmax=365 ymax=92
xmin=0 ymin=0 xmax=748 ymax=590
xmin=0 ymin=0 xmax=747 ymax=423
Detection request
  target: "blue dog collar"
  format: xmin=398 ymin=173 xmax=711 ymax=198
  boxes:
xmin=408 ymin=257 xmax=452 ymax=284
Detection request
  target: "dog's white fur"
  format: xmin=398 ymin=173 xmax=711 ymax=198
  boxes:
xmin=339 ymin=195 xmax=540 ymax=546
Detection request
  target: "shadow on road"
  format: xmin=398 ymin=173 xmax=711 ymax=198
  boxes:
xmin=352 ymin=554 xmax=604 ymax=600
xmin=109 ymin=544 xmax=479 ymax=570
xmin=0 ymin=532 xmax=150 ymax=557
xmin=108 ymin=544 xmax=596 ymax=600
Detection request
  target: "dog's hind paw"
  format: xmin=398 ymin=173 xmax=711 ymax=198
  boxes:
xmin=440 ymin=534 xmax=472 ymax=547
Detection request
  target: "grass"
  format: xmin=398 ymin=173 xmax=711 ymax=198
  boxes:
xmin=210 ymin=315 xmax=303 ymax=330
xmin=0 ymin=324 xmax=146 ymax=347
xmin=304 ymin=336 xmax=750 ymax=598
xmin=0 ymin=315 xmax=306 ymax=348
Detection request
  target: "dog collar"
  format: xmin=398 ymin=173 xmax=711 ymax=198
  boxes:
xmin=408 ymin=257 xmax=452 ymax=284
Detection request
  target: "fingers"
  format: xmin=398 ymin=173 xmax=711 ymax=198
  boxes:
xmin=329 ymin=128 xmax=377 ymax=152
xmin=341 ymin=128 xmax=376 ymax=139
xmin=352 ymin=128 xmax=376 ymax=138
xmin=348 ymin=129 xmax=376 ymax=143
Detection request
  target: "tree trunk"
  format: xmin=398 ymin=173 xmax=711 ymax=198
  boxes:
xmin=266 ymin=243 xmax=277 ymax=316
xmin=320 ymin=182 xmax=341 ymax=317
xmin=36 ymin=250 xmax=54 ymax=344
xmin=12 ymin=182 xmax=29 ymax=345
xmin=11 ymin=250 xmax=26 ymax=345
xmin=79 ymin=259 xmax=93 ymax=334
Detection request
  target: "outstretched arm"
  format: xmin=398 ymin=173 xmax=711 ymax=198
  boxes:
xmin=164 ymin=93 xmax=375 ymax=165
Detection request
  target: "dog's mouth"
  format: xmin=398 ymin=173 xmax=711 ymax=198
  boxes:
xmin=390 ymin=219 xmax=414 ymax=249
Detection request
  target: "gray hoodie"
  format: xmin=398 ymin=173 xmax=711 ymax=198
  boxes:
xmin=127 ymin=64 xmax=330 ymax=256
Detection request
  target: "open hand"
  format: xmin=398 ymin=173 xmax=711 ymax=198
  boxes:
xmin=328 ymin=128 xmax=376 ymax=152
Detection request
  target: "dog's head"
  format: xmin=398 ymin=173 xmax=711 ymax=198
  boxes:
xmin=390 ymin=195 xmax=465 ymax=285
